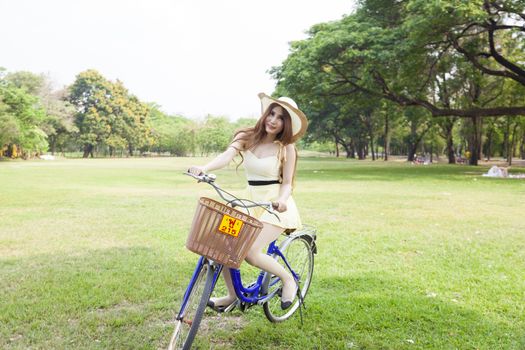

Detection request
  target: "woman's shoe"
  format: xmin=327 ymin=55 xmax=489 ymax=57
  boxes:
xmin=207 ymin=297 xmax=236 ymax=312
xmin=280 ymin=283 xmax=298 ymax=310
xmin=280 ymin=299 xmax=293 ymax=310
xmin=207 ymin=299 xmax=226 ymax=312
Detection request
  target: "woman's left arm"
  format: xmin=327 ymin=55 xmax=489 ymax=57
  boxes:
xmin=275 ymin=144 xmax=296 ymax=213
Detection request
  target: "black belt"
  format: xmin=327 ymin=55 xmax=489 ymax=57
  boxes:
xmin=248 ymin=180 xmax=281 ymax=186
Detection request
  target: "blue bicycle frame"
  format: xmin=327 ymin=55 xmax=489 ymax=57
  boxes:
xmin=178 ymin=239 xmax=299 ymax=315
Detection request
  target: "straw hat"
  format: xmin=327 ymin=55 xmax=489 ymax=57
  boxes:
xmin=258 ymin=92 xmax=308 ymax=142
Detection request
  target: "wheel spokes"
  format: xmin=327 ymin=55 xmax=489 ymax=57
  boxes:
xmin=264 ymin=237 xmax=314 ymax=321
xmin=169 ymin=264 xmax=209 ymax=349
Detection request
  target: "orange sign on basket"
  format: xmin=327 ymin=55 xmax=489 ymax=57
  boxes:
xmin=218 ymin=214 xmax=244 ymax=237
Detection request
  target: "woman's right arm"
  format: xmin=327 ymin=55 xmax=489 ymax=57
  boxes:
xmin=188 ymin=136 xmax=245 ymax=175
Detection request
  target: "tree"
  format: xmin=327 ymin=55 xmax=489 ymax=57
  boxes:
xmin=271 ymin=0 xmax=525 ymax=164
xmin=274 ymin=0 xmax=525 ymax=117
xmin=355 ymin=0 xmax=525 ymax=118
xmin=148 ymin=104 xmax=196 ymax=156
xmin=108 ymin=81 xmax=151 ymax=156
xmin=4 ymin=70 xmax=45 ymax=95
xmin=0 ymin=79 xmax=48 ymax=158
xmin=196 ymin=116 xmax=232 ymax=156
xmin=69 ymin=70 xmax=113 ymax=157
xmin=68 ymin=70 xmax=151 ymax=157
xmin=233 ymin=117 xmax=258 ymax=131
xmin=37 ymin=85 xmax=77 ymax=155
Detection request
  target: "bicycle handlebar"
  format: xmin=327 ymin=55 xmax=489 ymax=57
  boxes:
xmin=185 ymin=171 xmax=217 ymax=184
xmin=184 ymin=172 xmax=278 ymax=215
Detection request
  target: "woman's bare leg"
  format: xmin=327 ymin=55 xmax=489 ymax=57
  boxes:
xmin=244 ymin=223 xmax=296 ymax=302
xmin=208 ymin=269 xmax=237 ymax=307
xmin=210 ymin=223 xmax=295 ymax=307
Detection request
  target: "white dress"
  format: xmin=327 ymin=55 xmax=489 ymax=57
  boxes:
xmin=241 ymin=148 xmax=302 ymax=230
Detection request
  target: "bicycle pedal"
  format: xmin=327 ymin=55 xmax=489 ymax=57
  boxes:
xmin=239 ymin=301 xmax=247 ymax=312
xmin=207 ymin=299 xmax=237 ymax=313
xmin=240 ymin=301 xmax=256 ymax=312
xmin=222 ymin=301 xmax=238 ymax=313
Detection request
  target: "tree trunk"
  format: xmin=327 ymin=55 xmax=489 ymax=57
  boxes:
xmin=6 ymin=144 xmax=13 ymax=158
xmin=384 ymin=114 xmax=390 ymax=161
xmin=503 ymin=117 xmax=510 ymax=161
xmin=366 ymin=113 xmax=375 ymax=161
xmin=508 ymin=122 xmax=519 ymax=165
xmin=520 ymin=130 xmax=525 ymax=160
xmin=49 ymin=137 xmax=57 ymax=156
xmin=407 ymin=143 xmax=417 ymax=162
xmin=406 ymin=121 xmax=421 ymax=162
xmin=478 ymin=117 xmax=484 ymax=161
xmin=83 ymin=144 xmax=93 ymax=158
xmin=446 ymin=134 xmax=455 ymax=164
xmin=349 ymin=140 xmax=356 ymax=158
xmin=357 ymin=148 xmax=365 ymax=160
xmin=356 ymin=138 xmax=366 ymax=160
xmin=370 ymin=136 xmax=376 ymax=160
xmin=341 ymin=143 xmax=352 ymax=158
xmin=485 ymin=128 xmax=493 ymax=161
xmin=334 ymin=136 xmax=340 ymax=157
xmin=468 ymin=116 xmax=481 ymax=166
xmin=440 ymin=118 xmax=456 ymax=164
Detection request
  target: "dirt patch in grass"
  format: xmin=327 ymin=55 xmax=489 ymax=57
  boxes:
xmin=199 ymin=312 xmax=246 ymax=347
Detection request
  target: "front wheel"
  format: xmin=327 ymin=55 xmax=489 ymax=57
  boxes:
xmin=262 ymin=234 xmax=315 ymax=322
xmin=168 ymin=260 xmax=215 ymax=350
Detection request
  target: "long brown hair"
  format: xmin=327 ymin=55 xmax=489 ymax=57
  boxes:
xmin=231 ymin=103 xmax=298 ymax=183
xmin=233 ymin=103 xmax=293 ymax=150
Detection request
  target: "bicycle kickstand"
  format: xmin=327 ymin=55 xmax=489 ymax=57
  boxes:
xmin=296 ymin=284 xmax=306 ymax=326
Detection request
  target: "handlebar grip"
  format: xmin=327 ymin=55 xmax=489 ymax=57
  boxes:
xmin=184 ymin=172 xmax=216 ymax=183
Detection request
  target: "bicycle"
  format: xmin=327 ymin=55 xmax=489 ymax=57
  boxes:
xmin=167 ymin=172 xmax=317 ymax=350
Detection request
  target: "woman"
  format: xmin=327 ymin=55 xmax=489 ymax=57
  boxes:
xmin=188 ymin=92 xmax=308 ymax=310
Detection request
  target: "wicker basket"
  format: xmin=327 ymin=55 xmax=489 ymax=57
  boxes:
xmin=186 ymin=197 xmax=263 ymax=268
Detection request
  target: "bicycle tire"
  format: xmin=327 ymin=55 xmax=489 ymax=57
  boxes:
xmin=168 ymin=261 xmax=215 ymax=350
xmin=262 ymin=234 xmax=315 ymax=322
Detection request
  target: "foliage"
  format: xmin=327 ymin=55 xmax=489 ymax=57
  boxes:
xmin=68 ymin=69 xmax=153 ymax=157
xmin=38 ymin=86 xmax=77 ymax=155
xmin=272 ymin=0 xmax=525 ymax=163
xmin=196 ymin=115 xmax=234 ymax=156
xmin=0 ymin=68 xmax=264 ymax=159
xmin=232 ymin=117 xmax=258 ymax=131
xmin=4 ymin=70 xmax=45 ymax=95
xmin=0 ymin=81 xmax=48 ymax=158
xmin=4 ymin=15 xmax=525 ymax=165
xmin=148 ymin=104 xmax=196 ymax=156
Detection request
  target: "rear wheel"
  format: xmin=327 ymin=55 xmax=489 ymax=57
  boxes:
xmin=262 ymin=235 xmax=315 ymax=322
xmin=168 ymin=261 xmax=215 ymax=350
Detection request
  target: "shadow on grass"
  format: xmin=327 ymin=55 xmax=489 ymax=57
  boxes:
xmin=210 ymin=273 xmax=525 ymax=350
xmin=297 ymin=163 xmax=512 ymax=183
xmin=0 ymin=246 xmax=202 ymax=349
xmin=231 ymin=274 xmax=524 ymax=350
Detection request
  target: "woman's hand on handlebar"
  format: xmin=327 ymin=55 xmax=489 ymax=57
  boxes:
xmin=272 ymin=201 xmax=287 ymax=213
xmin=188 ymin=166 xmax=206 ymax=176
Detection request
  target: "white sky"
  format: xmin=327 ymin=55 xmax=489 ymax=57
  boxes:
xmin=0 ymin=0 xmax=354 ymax=120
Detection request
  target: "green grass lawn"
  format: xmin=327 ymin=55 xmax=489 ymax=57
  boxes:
xmin=1 ymin=157 xmax=524 ymax=349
